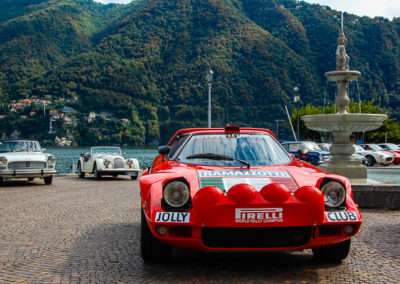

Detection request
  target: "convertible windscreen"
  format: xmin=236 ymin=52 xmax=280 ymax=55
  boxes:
xmin=91 ymin=147 xmax=122 ymax=155
xmin=175 ymin=134 xmax=291 ymax=166
xmin=0 ymin=141 xmax=41 ymax=153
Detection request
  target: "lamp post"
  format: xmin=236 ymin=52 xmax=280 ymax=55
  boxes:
xmin=206 ymin=68 xmax=213 ymax=128
xmin=293 ymin=86 xmax=300 ymax=141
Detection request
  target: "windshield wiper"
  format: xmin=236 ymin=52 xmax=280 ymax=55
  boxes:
xmin=186 ymin=153 xmax=250 ymax=169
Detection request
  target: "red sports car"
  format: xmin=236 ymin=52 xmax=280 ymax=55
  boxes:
xmin=140 ymin=127 xmax=362 ymax=263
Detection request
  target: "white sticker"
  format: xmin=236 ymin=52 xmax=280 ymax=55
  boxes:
xmin=325 ymin=211 xmax=359 ymax=222
xmin=235 ymin=208 xmax=283 ymax=223
xmin=155 ymin=212 xmax=190 ymax=223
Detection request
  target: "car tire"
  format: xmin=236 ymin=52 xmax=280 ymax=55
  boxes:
xmin=130 ymin=175 xmax=138 ymax=180
xmin=44 ymin=176 xmax=53 ymax=185
xmin=395 ymin=162 xmax=399 ymax=165
xmin=77 ymin=162 xmax=85 ymax=178
xmin=140 ymin=209 xmax=172 ymax=263
xmin=365 ymin=155 xmax=375 ymax=166
xmin=28 ymin=178 xmax=34 ymax=181
xmin=93 ymin=164 xmax=101 ymax=180
xmin=312 ymin=239 xmax=351 ymax=262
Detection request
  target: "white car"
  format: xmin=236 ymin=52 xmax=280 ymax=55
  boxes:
xmin=77 ymin=147 xmax=141 ymax=180
xmin=354 ymin=145 xmax=393 ymax=166
xmin=0 ymin=140 xmax=56 ymax=184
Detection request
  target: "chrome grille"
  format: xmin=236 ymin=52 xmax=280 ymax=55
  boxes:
xmin=8 ymin=161 xmax=46 ymax=170
xmin=114 ymin=158 xmax=124 ymax=169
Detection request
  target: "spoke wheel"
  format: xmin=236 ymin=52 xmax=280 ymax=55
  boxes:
xmin=93 ymin=164 xmax=101 ymax=180
xmin=77 ymin=163 xmax=85 ymax=178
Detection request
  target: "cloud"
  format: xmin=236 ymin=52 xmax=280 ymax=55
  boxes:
xmin=303 ymin=0 xmax=400 ymax=19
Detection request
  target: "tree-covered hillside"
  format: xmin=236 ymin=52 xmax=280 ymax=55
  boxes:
xmin=1 ymin=0 xmax=400 ymax=144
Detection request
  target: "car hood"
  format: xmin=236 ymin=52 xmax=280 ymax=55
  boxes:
xmin=142 ymin=161 xmax=345 ymax=196
xmin=0 ymin=152 xmax=48 ymax=162
xmin=93 ymin=154 xmax=123 ymax=160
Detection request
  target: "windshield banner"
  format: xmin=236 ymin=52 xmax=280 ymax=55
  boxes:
xmin=198 ymin=170 xmax=290 ymax=178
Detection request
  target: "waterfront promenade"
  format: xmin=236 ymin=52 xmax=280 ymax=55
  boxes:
xmin=0 ymin=176 xmax=399 ymax=283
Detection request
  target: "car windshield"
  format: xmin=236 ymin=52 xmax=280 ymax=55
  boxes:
xmin=0 ymin=141 xmax=41 ymax=153
xmin=383 ymin=143 xmax=400 ymax=150
xmin=369 ymin=144 xmax=383 ymax=151
xmin=286 ymin=142 xmax=321 ymax=152
xmin=174 ymin=133 xmax=292 ymax=166
xmin=354 ymin=145 xmax=364 ymax=152
xmin=91 ymin=147 xmax=121 ymax=155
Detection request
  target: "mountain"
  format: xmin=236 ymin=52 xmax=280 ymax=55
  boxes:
xmin=1 ymin=0 xmax=400 ymax=144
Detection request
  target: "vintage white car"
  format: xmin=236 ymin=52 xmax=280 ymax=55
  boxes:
xmin=0 ymin=140 xmax=56 ymax=184
xmin=77 ymin=147 xmax=141 ymax=180
xmin=354 ymin=145 xmax=393 ymax=166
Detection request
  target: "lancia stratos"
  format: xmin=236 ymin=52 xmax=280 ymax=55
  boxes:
xmin=139 ymin=127 xmax=362 ymax=263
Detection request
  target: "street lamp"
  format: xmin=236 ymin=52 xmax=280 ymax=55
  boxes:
xmin=206 ymin=68 xmax=213 ymax=128
xmin=293 ymin=86 xmax=300 ymax=141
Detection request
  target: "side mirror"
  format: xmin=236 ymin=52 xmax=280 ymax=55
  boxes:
xmin=158 ymin=146 xmax=171 ymax=155
xmin=41 ymin=148 xmax=46 ymax=153
xmin=298 ymin=148 xmax=310 ymax=156
xmin=122 ymin=152 xmax=126 ymax=156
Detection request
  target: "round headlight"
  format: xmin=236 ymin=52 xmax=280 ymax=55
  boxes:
xmin=321 ymin=181 xmax=346 ymax=207
xmin=0 ymin=156 xmax=7 ymax=164
xmin=163 ymin=181 xmax=190 ymax=208
xmin=127 ymin=159 xmax=133 ymax=165
xmin=47 ymin=156 xmax=56 ymax=163
xmin=104 ymin=159 xmax=111 ymax=166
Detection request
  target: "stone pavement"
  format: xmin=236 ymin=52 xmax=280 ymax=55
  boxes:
xmin=0 ymin=176 xmax=399 ymax=283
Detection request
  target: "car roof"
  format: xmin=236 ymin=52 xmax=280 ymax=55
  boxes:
xmin=167 ymin=127 xmax=275 ymax=146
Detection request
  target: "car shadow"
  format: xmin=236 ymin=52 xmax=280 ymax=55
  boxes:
xmin=0 ymin=179 xmax=48 ymax=187
xmin=60 ymin=222 xmax=343 ymax=283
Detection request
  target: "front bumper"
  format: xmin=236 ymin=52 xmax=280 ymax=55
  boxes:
xmin=144 ymin=185 xmax=362 ymax=252
xmin=0 ymin=169 xmax=56 ymax=179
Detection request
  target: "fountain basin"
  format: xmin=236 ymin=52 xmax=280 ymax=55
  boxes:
xmin=325 ymin=70 xmax=361 ymax=82
xmin=302 ymin=113 xmax=387 ymax=132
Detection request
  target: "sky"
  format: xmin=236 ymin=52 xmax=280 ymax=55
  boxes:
xmin=94 ymin=0 xmax=400 ymax=20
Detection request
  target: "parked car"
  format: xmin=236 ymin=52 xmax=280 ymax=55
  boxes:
xmin=319 ymin=143 xmax=367 ymax=165
xmin=281 ymin=141 xmax=332 ymax=166
xmin=77 ymin=147 xmax=141 ymax=180
xmin=0 ymin=140 xmax=56 ymax=184
xmin=377 ymin=143 xmax=400 ymax=165
xmin=355 ymin=145 xmax=393 ymax=166
xmin=140 ymin=126 xmax=362 ymax=263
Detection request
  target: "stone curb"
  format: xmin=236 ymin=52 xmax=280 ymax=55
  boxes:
xmin=352 ymin=184 xmax=400 ymax=209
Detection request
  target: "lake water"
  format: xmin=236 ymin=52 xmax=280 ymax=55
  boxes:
xmin=47 ymin=147 xmax=158 ymax=174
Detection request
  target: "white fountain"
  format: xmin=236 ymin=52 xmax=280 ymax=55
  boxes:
xmin=302 ymin=15 xmax=387 ymax=180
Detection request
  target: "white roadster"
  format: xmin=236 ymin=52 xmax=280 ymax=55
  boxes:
xmin=77 ymin=147 xmax=141 ymax=180
xmin=0 ymin=140 xmax=56 ymax=184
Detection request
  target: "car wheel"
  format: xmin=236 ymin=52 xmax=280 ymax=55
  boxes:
xmin=365 ymin=155 xmax=375 ymax=166
xmin=44 ymin=176 xmax=53 ymax=185
xmin=141 ymin=209 xmax=172 ymax=263
xmin=312 ymin=239 xmax=351 ymax=262
xmin=394 ymin=162 xmax=399 ymax=165
xmin=130 ymin=175 xmax=138 ymax=180
xmin=28 ymin=178 xmax=34 ymax=181
xmin=93 ymin=164 xmax=102 ymax=180
xmin=77 ymin=162 xmax=85 ymax=178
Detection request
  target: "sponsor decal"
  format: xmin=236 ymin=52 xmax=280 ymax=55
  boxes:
xmin=199 ymin=170 xmax=290 ymax=178
xmin=235 ymin=208 xmax=283 ymax=223
xmin=155 ymin=212 xmax=190 ymax=223
xmin=325 ymin=211 xmax=359 ymax=222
